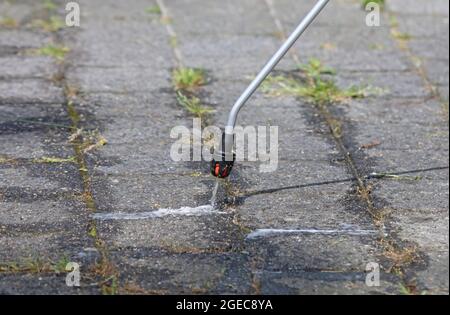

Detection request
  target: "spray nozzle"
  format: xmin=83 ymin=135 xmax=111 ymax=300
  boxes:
xmin=211 ymin=132 xmax=235 ymax=178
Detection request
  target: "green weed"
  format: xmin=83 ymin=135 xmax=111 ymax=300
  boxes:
xmin=33 ymin=156 xmax=76 ymax=164
xmin=145 ymin=5 xmax=161 ymax=15
xmin=176 ymin=91 xmax=214 ymax=118
xmin=362 ymin=0 xmax=385 ymax=9
xmin=173 ymin=67 xmax=206 ymax=90
xmin=31 ymin=16 xmax=64 ymax=32
xmin=0 ymin=16 xmax=18 ymax=28
xmin=34 ymin=44 xmax=70 ymax=60
xmin=262 ymin=59 xmax=367 ymax=105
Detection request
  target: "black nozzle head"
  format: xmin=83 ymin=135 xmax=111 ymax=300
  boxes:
xmin=211 ymin=131 xmax=235 ymax=178
xmin=211 ymin=152 xmax=235 ymax=178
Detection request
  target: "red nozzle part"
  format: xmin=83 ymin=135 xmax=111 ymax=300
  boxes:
xmin=211 ymin=159 xmax=234 ymax=178
xmin=211 ymin=148 xmax=235 ymax=178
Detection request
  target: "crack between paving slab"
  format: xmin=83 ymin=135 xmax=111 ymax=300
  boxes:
xmin=64 ymin=85 xmax=119 ymax=295
xmin=382 ymin=5 xmax=449 ymax=292
xmin=156 ymin=0 xmax=184 ymax=68
xmin=41 ymin=31 xmax=120 ymax=294
xmin=154 ymin=1 xmax=259 ymax=292
xmin=385 ymin=8 xmax=448 ymax=118
xmin=0 ymin=1 xmax=119 ymax=292
xmin=265 ymin=0 xmax=301 ymax=66
xmin=264 ymin=0 xmax=430 ymax=294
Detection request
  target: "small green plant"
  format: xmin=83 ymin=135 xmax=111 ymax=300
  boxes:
xmin=299 ymin=79 xmax=365 ymax=104
xmin=262 ymin=59 xmax=367 ymax=105
xmin=52 ymin=256 xmax=70 ymax=273
xmin=74 ymin=130 xmax=108 ymax=154
xmin=362 ymin=0 xmax=385 ymax=9
xmin=368 ymin=172 xmax=422 ymax=181
xmin=145 ymin=5 xmax=161 ymax=15
xmin=173 ymin=67 xmax=206 ymax=90
xmin=33 ymin=156 xmax=76 ymax=164
xmin=88 ymin=226 xmax=98 ymax=238
xmin=369 ymin=43 xmax=385 ymax=50
xmin=0 ymin=16 xmax=18 ymax=28
xmin=389 ymin=15 xmax=399 ymax=28
xmin=101 ymin=275 xmax=119 ymax=295
xmin=391 ymin=30 xmax=412 ymax=41
xmin=31 ymin=16 xmax=64 ymax=32
xmin=169 ymin=35 xmax=178 ymax=48
xmin=442 ymin=102 xmax=449 ymax=120
xmin=43 ymin=0 xmax=57 ymax=11
xmin=0 ymin=262 xmax=20 ymax=272
xmin=0 ymin=256 xmax=72 ymax=274
xmin=24 ymin=258 xmax=51 ymax=273
xmin=0 ymin=156 xmax=15 ymax=164
xmin=399 ymin=283 xmax=413 ymax=295
xmin=176 ymin=91 xmax=214 ymax=118
xmin=299 ymin=58 xmax=335 ymax=78
xmin=34 ymin=44 xmax=70 ymax=60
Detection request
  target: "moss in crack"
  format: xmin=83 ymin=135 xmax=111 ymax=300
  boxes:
xmin=66 ymin=100 xmax=117 ymax=294
xmin=30 ymin=16 xmax=65 ymax=32
xmin=169 ymin=35 xmax=178 ymax=49
xmin=0 ymin=260 xmax=50 ymax=273
xmin=391 ymin=29 xmax=412 ymax=42
xmin=0 ymin=156 xmax=16 ymax=164
xmin=442 ymin=102 xmax=449 ymax=121
xmin=43 ymin=0 xmax=58 ymax=11
xmin=32 ymin=44 xmax=70 ymax=61
xmin=0 ymin=255 xmax=71 ymax=274
xmin=361 ymin=0 xmax=385 ymax=9
xmin=0 ymin=16 xmax=18 ymax=28
xmin=46 ymin=24 xmax=118 ymax=293
xmin=90 ymin=259 xmax=119 ymax=295
xmin=382 ymin=240 xmax=422 ymax=275
xmin=32 ymin=156 xmax=76 ymax=164
xmin=145 ymin=5 xmax=162 ymax=15
xmin=222 ymin=180 xmax=252 ymax=238
xmin=369 ymin=172 xmax=423 ymax=181
xmin=388 ymin=10 xmax=446 ymax=123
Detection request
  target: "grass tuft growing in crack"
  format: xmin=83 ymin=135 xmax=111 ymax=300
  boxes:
xmin=68 ymin=128 xmax=108 ymax=155
xmin=66 ymin=99 xmax=117 ymax=294
xmin=262 ymin=59 xmax=369 ymax=106
xmin=33 ymin=44 xmax=70 ymax=61
xmin=0 ymin=156 xmax=16 ymax=164
xmin=176 ymin=91 xmax=214 ymax=119
xmin=442 ymin=102 xmax=449 ymax=121
xmin=361 ymin=0 xmax=384 ymax=9
xmin=383 ymin=240 xmax=422 ymax=275
xmin=173 ymin=67 xmax=206 ymax=90
xmin=33 ymin=156 xmax=77 ymax=164
xmin=0 ymin=16 xmax=18 ymax=28
xmin=299 ymin=58 xmax=336 ymax=78
xmin=0 ymin=256 xmax=71 ymax=274
xmin=43 ymin=0 xmax=57 ymax=11
xmin=391 ymin=29 xmax=412 ymax=41
xmin=368 ymin=172 xmax=423 ymax=181
xmin=31 ymin=16 xmax=64 ymax=32
xmin=145 ymin=5 xmax=162 ymax=15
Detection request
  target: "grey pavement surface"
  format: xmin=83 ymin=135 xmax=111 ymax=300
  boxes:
xmin=0 ymin=0 xmax=448 ymax=294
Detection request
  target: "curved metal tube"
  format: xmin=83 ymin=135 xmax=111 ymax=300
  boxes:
xmin=224 ymin=0 xmax=330 ymax=154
